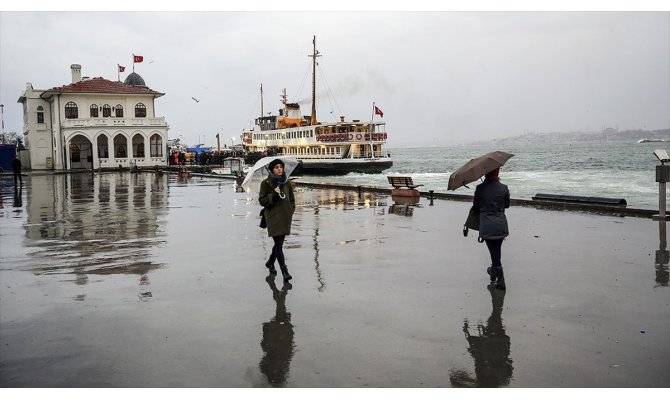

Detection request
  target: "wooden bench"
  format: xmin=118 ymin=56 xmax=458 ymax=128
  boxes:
xmin=387 ymin=176 xmax=423 ymax=190
xmin=387 ymin=176 xmax=422 ymax=197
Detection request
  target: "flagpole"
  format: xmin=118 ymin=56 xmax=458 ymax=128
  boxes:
xmin=132 ymin=54 xmax=135 ymax=73
xmin=117 ymin=64 xmax=120 ymax=82
xmin=369 ymin=102 xmax=375 ymax=159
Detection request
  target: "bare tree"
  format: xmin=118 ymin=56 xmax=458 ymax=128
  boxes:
xmin=0 ymin=131 xmax=23 ymax=146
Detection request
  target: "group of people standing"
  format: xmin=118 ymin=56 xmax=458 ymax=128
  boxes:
xmin=257 ymin=158 xmax=510 ymax=291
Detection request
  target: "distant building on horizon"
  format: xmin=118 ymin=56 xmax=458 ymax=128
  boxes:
xmin=17 ymin=64 xmax=169 ymax=170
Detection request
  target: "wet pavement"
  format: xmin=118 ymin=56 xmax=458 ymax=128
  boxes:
xmin=0 ymin=172 xmax=668 ymax=388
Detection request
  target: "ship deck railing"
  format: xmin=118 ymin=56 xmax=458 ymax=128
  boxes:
xmin=277 ymin=152 xmax=388 ymax=159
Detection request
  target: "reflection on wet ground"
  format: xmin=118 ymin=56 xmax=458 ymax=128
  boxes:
xmin=655 ymin=221 xmax=669 ymax=287
xmin=259 ymin=275 xmax=294 ymax=387
xmin=0 ymin=173 xmax=668 ymax=387
xmin=5 ymin=173 xmax=166 ymax=281
xmin=450 ymin=284 xmax=513 ymax=387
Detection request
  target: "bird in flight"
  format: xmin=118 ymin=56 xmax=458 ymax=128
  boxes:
xmin=191 ymin=97 xmax=200 ymax=103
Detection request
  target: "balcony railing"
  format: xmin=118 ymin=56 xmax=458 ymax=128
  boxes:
xmin=62 ymin=117 xmax=167 ymax=129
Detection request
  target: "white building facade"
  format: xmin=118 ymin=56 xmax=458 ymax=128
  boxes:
xmin=18 ymin=64 xmax=170 ymax=170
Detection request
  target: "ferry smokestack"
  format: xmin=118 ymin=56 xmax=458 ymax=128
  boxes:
xmin=340 ymin=116 xmax=345 ymax=122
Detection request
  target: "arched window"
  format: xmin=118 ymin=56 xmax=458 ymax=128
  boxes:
xmin=135 ymin=103 xmax=146 ymax=118
xmin=70 ymin=143 xmax=81 ymax=162
xmin=115 ymin=104 xmax=123 ymax=118
xmin=102 ymin=104 xmax=111 ymax=118
xmin=97 ymin=135 xmax=109 ymax=158
xmin=36 ymin=105 xmax=44 ymax=124
xmin=150 ymin=134 xmax=163 ymax=157
xmin=90 ymin=105 xmax=99 ymax=118
xmin=65 ymin=102 xmax=78 ymax=119
xmin=114 ymin=135 xmax=127 ymax=158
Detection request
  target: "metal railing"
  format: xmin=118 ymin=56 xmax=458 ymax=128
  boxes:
xmin=62 ymin=117 xmax=167 ymax=128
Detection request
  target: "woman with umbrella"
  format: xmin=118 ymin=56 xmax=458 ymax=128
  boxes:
xmin=473 ymin=167 xmax=510 ymax=290
xmin=259 ymin=159 xmax=296 ymax=281
xmin=449 ymin=151 xmax=513 ymax=291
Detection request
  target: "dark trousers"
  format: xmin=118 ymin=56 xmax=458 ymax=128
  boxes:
xmin=269 ymin=235 xmax=286 ymax=267
xmin=13 ymin=170 xmax=22 ymax=185
xmin=485 ymin=239 xmax=504 ymax=267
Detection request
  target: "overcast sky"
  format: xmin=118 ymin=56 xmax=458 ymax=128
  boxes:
xmin=1 ymin=9 xmax=668 ymax=147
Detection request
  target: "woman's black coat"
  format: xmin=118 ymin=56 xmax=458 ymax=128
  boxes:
xmin=473 ymin=178 xmax=510 ymax=240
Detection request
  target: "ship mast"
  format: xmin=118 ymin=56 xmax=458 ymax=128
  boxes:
xmin=281 ymin=88 xmax=287 ymax=117
xmin=309 ymin=35 xmax=321 ymax=125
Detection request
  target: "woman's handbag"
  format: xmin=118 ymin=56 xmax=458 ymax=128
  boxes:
xmin=259 ymin=208 xmax=267 ymax=229
xmin=463 ymin=206 xmax=479 ymax=237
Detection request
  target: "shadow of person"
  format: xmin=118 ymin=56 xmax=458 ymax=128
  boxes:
xmin=13 ymin=185 xmax=22 ymax=207
xmin=259 ymin=275 xmax=295 ymax=387
xmin=449 ymin=284 xmax=513 ymax=387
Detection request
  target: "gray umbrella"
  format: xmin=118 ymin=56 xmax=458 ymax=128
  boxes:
xmin=241 ymin=156 xmax=299 ymax=193
xmin=448 ymin=151 xmax=514 ymax=191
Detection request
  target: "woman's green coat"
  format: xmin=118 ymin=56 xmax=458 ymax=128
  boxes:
xmin=259 ymin=174 xmax=296 ymax=237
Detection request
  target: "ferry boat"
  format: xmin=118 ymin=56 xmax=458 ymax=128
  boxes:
xmin=242 ymin=36 xmax=393 ymax=175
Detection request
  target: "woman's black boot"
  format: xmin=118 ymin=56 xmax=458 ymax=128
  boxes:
xmin=265 ymin=258 xmax=277 ymax=274
xmin=494 ymin=266 xmax=506 ymax=290
xmin=486 ymin=266 xmax=496 ymax=282
xmin=280 ymin=265 xmax=292 ymax=282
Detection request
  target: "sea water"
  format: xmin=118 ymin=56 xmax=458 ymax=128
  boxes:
xmin=295 ymin=141 xmax=666 ymax=210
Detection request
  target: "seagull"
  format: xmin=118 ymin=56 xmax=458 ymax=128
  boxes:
xmin=191 ymin=97 xmax=200 ymax=103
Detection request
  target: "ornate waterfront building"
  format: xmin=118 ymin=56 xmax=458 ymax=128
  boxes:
xmin=18 ymin=64 xmax=169 ymax=170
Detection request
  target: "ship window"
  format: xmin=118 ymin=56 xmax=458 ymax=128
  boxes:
xmin=65 ymin=102 xmax=78 ymax=119
xmin=102 ymin=104 xmax=112 ymax=117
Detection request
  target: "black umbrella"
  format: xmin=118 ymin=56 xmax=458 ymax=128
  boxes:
xmin=448 ymin=151 xmax=514 ymax=191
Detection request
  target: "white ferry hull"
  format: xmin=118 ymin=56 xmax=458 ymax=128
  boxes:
xmin=295 ymin=158 xmax=393 ymax=175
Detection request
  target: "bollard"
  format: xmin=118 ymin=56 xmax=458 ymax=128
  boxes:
xmin=429 ymin=190 xmax=434 ymax=206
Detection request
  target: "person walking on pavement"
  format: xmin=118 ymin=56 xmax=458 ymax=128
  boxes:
xmin=473 ymin=167 xmax=510 ymax=290
xmin=11 ymin=155 xmax=22 ymax=186
xmin=259 ymin=159 xmax=296 ymax=282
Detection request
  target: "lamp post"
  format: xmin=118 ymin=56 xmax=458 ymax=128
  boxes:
xmin=653 ymin=149 xmax=670 ymax=221
xmin=0 ymin=104 xmax=4 ymax=143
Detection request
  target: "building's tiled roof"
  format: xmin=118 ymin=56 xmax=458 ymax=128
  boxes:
xmin=43 ymin=77 xmax=164 ymax=97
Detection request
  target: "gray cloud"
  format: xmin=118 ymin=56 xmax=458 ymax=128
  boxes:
xmin=1 ymin=11 xmax=668 ymax=147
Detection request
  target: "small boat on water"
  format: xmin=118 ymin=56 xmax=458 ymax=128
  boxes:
xmin=637 ymin=138 xmax=666 ymax=143
xmin=242 ymin=36 xmax=393 ymax=175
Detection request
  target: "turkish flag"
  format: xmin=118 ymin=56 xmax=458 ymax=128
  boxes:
xmin=134 ymin=55 xmax=144 ymax=63
xmin=374 ymin=106 xmax=384 ymax=118
xmin=118 ymin=65 xmax=126 ymax=72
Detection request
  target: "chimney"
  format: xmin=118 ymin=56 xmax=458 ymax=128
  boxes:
xmin=71 ymin=64 xmax=82 ymax=83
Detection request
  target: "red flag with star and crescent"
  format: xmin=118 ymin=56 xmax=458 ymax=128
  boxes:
xmin=118 ymin=65 xmax=126 ymax=73
xmin=374 ymin=106 xmax=384 ymax=118
xmin=134 ymin=55 xmax=144 ymax=63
